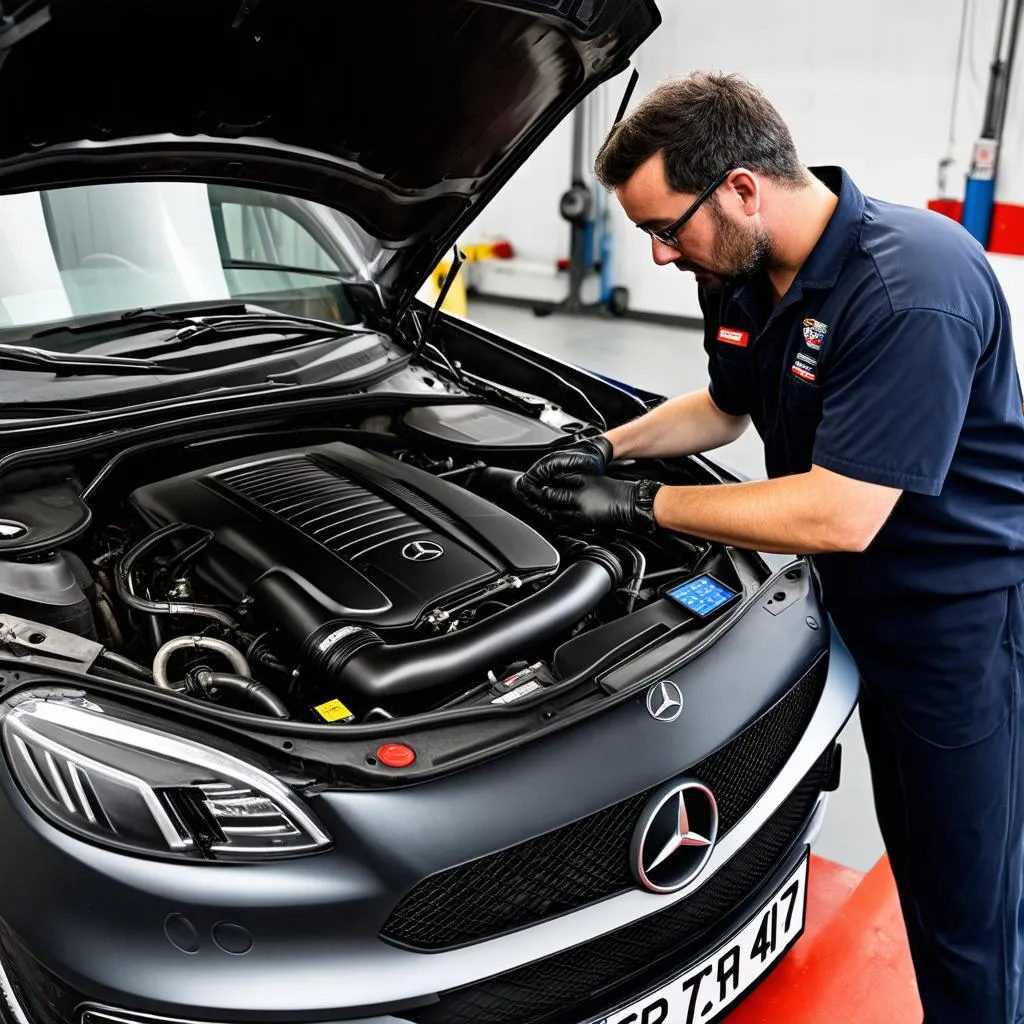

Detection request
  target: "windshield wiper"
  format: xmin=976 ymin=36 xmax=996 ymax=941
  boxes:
xmin=169 ymin=311 xmax=371 ymax=343
xmin=104 ymin=312 xmax=379 ymax=362
xmin=14 ymin=308 xmax=381 ymax=369
xmin=82 ymin=308 xmax=369 ymax=348
xmin=0 ymin=343 xmax=187 ymax=376
xmin=221 ymin=259 xmax=349 ymax=280
xmin=26 ymin=301 xmax=251 ymax=340
xmin=24 ymin=304 xmax=368 ymax=346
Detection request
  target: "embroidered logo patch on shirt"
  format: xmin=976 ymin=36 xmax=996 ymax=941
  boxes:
xmin=802 ymin=318 xmax=828 ymax=350
xmin=717 ymin=326 xmax=749 ymax=347
xmin=791 ymin=358 xmax=817 ymax=382
xmin=791 ymin=318 xmax=828 ymax=381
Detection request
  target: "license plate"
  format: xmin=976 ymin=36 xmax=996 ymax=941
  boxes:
xmin=588 ymin=853 xmax=809 ymax=1024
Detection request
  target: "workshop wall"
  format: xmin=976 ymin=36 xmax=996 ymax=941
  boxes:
xmin=468 ymin=0 xmax=1023 ymax=338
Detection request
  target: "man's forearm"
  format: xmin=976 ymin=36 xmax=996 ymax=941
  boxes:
xmin=651 ymin=467 xmax=902 ymax=554
xmin=606 ymin=388 xmax=749 ymax=460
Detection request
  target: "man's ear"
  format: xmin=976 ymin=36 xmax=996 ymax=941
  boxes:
xmin=724 ymin=169 xmax=760 ymax=216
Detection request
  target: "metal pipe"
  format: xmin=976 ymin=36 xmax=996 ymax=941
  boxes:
xmin=115 ymin=524 xmax=236 ymax=630
xmin=996 ymin=0 xmax=1024 ymax=152
xmin=983 ymin=0 xmax=1014 ymax=137
xmin=152 ymin=635 xmax=250 ymax=689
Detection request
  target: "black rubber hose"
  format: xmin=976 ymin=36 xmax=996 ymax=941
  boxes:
xmin=471 ymin=466 xmax=529 ymax=504
xmin=252 ymin=548 xmax=622 ymax=710
xmin=196 ymin=671 xmax=291 ymax=720
xmin=96 ymin=649 xmax=154 ymax=682
xmin=115 ymin=524 xmax=236 ymax=629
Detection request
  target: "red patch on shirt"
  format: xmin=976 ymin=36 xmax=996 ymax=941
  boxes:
xmin=717 ymin=326 xmax=749 ymax=347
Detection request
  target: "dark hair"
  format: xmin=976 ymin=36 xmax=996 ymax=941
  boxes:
xmin=594 ymin=72 xmax=805 ymax=193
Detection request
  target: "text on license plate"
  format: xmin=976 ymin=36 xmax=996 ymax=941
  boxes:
xmin=594 ymin=853 xmax=808 ymax=1024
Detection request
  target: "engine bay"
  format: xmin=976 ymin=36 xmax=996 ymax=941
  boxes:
xmin=0 ymin=402 xmax=757 ymax=724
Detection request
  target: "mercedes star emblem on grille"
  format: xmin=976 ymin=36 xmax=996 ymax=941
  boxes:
xmin=402 ymin=540 xmax=445 ymax=562
xmin=630 ymin=781 xmax=718 ymax=893
xmin=646 ymin=680 xmax=683 ymax=722
xmin=0 ymin=521 xmax=27 ymax=540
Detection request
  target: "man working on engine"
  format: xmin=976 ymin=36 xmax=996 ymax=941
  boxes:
xmin=517 ymin=72 xmax=1024 ymax=1023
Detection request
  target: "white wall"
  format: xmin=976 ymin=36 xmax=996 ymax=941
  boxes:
xmin=468 ymin=0 xmax=1012 ymax=320
xmin=992 ymin=254 xmax=1024 ymax=378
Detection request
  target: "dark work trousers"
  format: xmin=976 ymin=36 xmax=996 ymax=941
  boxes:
xmin=839 ymin=584 xmax=1024 ymax=1023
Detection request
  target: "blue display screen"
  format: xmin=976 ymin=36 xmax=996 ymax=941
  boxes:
xmin=667 ymin=575 xmax=738 ymax=617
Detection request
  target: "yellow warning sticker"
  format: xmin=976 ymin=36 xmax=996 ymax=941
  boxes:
xmin=315 ymin=698 xmax=353 ymax=722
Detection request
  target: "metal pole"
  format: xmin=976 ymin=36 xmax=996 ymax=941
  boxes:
xmin=565 ymin=106 xmax=587 ymax=313
xmin=983 ymin=0 xmax=1014 ymax=137
xmin=570 ymin=103 xmax=586 ymax=184
xmin=995 ymin=0 xmax=1024 ymax=147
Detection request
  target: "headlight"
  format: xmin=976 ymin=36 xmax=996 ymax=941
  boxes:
xmin=1 ymin=696 xmax=331 ymax=861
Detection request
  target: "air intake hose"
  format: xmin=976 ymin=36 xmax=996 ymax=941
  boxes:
xmin=251 ymin=547 xmax=622 ymax=710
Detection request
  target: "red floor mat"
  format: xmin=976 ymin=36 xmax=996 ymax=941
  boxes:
xmin=726 ymin=854 xmax=921 ymax=1023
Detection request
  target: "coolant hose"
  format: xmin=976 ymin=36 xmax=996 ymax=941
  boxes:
xmin=195 ymin=671 xmax=291 ymax=720
xmin=251 ymin=547 xmax=622 ymax=708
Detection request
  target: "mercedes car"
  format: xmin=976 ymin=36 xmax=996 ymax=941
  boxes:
xmin=0 ymin=2 xmax=858 ymax=1024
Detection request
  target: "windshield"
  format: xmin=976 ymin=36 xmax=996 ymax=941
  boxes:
xmin=0 ymin=182 xmax=382 ymax=342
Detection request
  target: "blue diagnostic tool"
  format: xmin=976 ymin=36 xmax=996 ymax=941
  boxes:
xmin=666 ymin=575 xmax=739 ymax=618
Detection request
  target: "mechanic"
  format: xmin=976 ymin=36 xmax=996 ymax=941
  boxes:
xmin=517 ymin=72 xmax=1024 ymax=1024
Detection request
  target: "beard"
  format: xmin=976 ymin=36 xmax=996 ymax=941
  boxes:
xmin=676 ymin=205 xmax=774 ymax=292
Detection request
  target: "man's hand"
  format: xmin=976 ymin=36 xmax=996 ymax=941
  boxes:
xmin=534 ymin=473 xmax=663 ymax=533
xmin=517 ymin=436 xmax=613 ymax=503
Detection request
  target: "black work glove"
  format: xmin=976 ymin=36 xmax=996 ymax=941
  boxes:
xmin=517 ymin=436 xmax=614 ymax=505
xmin=536 ymin=473 xmax=663 ymax=534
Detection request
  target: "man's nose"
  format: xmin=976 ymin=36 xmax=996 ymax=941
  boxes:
xmin=651 ymin=237 xmax=681 ymax=265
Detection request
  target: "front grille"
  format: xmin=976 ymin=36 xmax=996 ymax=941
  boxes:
xmin=382 ymin=654 xmax=827 ymax=950
xmin=216 ymin=455 xmax=430 ymax=559
xmin=404 ymin=751 xmax=830 ymax=1024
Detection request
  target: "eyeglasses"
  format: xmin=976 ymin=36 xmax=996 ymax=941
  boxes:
xmin=641 ymin=169 xmax=732 ymax=248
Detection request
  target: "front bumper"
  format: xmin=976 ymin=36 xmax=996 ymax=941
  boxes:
xmin=1 ymin=786 xmax=828 ymax=1024
xmin=0 ymin=624 xmax=859 ymax=1024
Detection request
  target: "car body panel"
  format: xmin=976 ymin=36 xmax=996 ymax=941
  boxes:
xmin=0 ymin=617 xmax=857 ymax=1017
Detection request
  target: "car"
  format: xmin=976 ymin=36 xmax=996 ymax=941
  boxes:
xmin=0 ymin=2 xmax=859 ymax=1024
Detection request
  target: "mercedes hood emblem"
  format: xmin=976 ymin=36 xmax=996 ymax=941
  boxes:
xmin=402 ymin=540 xmax=444 ymax=562
xmin=647 ymin=680 xmax=683 ymax=722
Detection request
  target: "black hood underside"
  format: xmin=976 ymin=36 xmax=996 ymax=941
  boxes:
xmin=0 ymin=0 xmax=658 ymax=308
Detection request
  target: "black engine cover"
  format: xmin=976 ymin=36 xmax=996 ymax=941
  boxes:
xmin=129 ymin=443 xmax=558 ymax=631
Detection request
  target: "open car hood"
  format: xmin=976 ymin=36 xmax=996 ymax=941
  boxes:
xmin=0 ymin=0 xmax=658 ymax=315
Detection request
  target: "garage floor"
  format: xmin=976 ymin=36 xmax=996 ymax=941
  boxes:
xmin=464 ymin=298 xmax=884 ymax=873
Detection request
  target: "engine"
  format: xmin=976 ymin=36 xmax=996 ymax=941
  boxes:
xmin=0 ymin=425 xmax=717 ymax=723
xmin=129 ymin=442 xmax=560 ymax=635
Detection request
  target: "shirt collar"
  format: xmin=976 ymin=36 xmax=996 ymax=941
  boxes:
xmin=729 ymin=166 xmax=865 ymax=314
xmin=796 ymin=166 xmax=865 ymax=290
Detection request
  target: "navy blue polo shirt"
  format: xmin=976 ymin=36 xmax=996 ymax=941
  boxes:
xmin=702 ymin=167 xmax=1024 ymax=626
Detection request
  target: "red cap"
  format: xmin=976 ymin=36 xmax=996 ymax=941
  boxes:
xmin=377 ymin=743 xmax=416 ymax=768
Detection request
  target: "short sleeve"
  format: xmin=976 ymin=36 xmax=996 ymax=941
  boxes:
xmin=700 ymin=287 xmax=751 ymax=417
xmin=812 ymin=308 xmax=982 ymax=495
